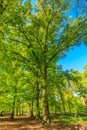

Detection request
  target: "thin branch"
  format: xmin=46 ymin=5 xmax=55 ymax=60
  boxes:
xmin=29 ymin=31 xmax=44 ymax=51
xmin=10 ymin=50 xmax=30 ymax=63
xmin=17 ymin=29 xmax=42 ymax=73
xmin=47 ymin=25 xmax=87 ymax=66
xmin=5 ymin=38 xmax=30 ymax=48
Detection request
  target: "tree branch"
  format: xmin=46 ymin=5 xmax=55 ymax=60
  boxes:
xmin=17 ymin=29 xmax=42 ymax=73
xmin=10 ymin=50 xmax=31 ymax=63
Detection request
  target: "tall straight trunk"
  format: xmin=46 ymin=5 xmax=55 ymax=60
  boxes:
xmin=29 ymin=99 xmax=34 ymax=117
xmin=19 ymin=102 xmax=22 ymax=115
xmin=59 ymin=87 xmax=66 ymax=115
xmin=10 ymin=95 xmax=16 ymax=119
xmin=67 ymin=80 xmax=71 ymax=116
xmin=16 ymin=102 xmax=19 ymax=116
xmin=21 ymin=102 xmax=24 ymax=115
xmin=67 ymin=101 xmax=71 ymax=116
xmin=42 ymin=65 xmax=50 ymax=124
xmin=84 ymin=98 xmax=87 ymax=112
xmin=61 ymin=98 xmax=66 ymax=115
xmin=36 ymin=80 xmax=40 ymax=119
xmin=19 ymin=102 xmax=23 ymax=115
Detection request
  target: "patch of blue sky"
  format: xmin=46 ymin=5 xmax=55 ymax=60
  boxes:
xmin=57 ymin=44 xmax=87 ymax=72
xmin=57 ymin=0 xmax=87 ymax=72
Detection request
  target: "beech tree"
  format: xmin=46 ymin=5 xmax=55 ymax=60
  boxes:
xmin=1 ymin=0 xmax=87 ymax=123
xmin=80 ymin=65 xmax=87 ymax=112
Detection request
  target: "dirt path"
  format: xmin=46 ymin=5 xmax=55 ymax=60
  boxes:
xmin=0 ymin=116 xmax=87 ymax=130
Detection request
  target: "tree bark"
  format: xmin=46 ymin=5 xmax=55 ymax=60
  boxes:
xmin=42 ymin=66 xmax=50 ymax=124
xmin=36 ymin=80 xmax=40 ymax=119
xmin=59 ymin=87 xmax=66 ymax=115
xmin=10 ymin=95 xmax=16 ymax=119
xmin=16 ymin=102 xmax=19 ymax=116
xmin=29 ymin=100 xmax=34 ymax=118
xmin=67 ymin=101 xmax=71 ymax=116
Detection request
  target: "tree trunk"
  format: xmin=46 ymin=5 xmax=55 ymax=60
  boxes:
xmin=16 ymin=102 xmax=19 ymax=116
xmin=29 ymin=100 xmax=34 ymax=118
xmin=61 ymin=99 xmax=66 ymax=115
xmin=21 ymin=102 xmax=24 ymax=115
xmin=67 ymin=101 xmax=71 ymax=116
xmin=42 ymin=66 xmax=50 ymax=124
xmin=36 ymin=80 xmax=40 ymax=119
xmin=59 ymin=88 xmax=66 ymax=115
xmin=18 ymin=102 xmax=23 ymax=115
xmin=10 ymin=95 xmax=16 ymax=119
xmin=84 ymin=98 xmax=87 ymax=112
xmin=0 ymin=111 xmax=4 ymax=116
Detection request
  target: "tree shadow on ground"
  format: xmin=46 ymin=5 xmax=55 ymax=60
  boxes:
xmin=0 ymin=116 xmax=87 ymax=130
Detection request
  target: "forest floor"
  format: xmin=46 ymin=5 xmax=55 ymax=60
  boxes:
xmin=0 ymin=116 xmax=87 ymax=130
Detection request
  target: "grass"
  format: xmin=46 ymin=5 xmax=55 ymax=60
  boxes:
xmin=50 ymin=114 xmax=87 ymax=125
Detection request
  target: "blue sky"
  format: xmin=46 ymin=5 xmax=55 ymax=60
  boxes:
xmin=31 ymin=0 xmax=87 ymax=72
xmin=57 ymin=0 xmax=87 ymax=72
xmin=57 ymin=44 xmax=87 ymax=72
